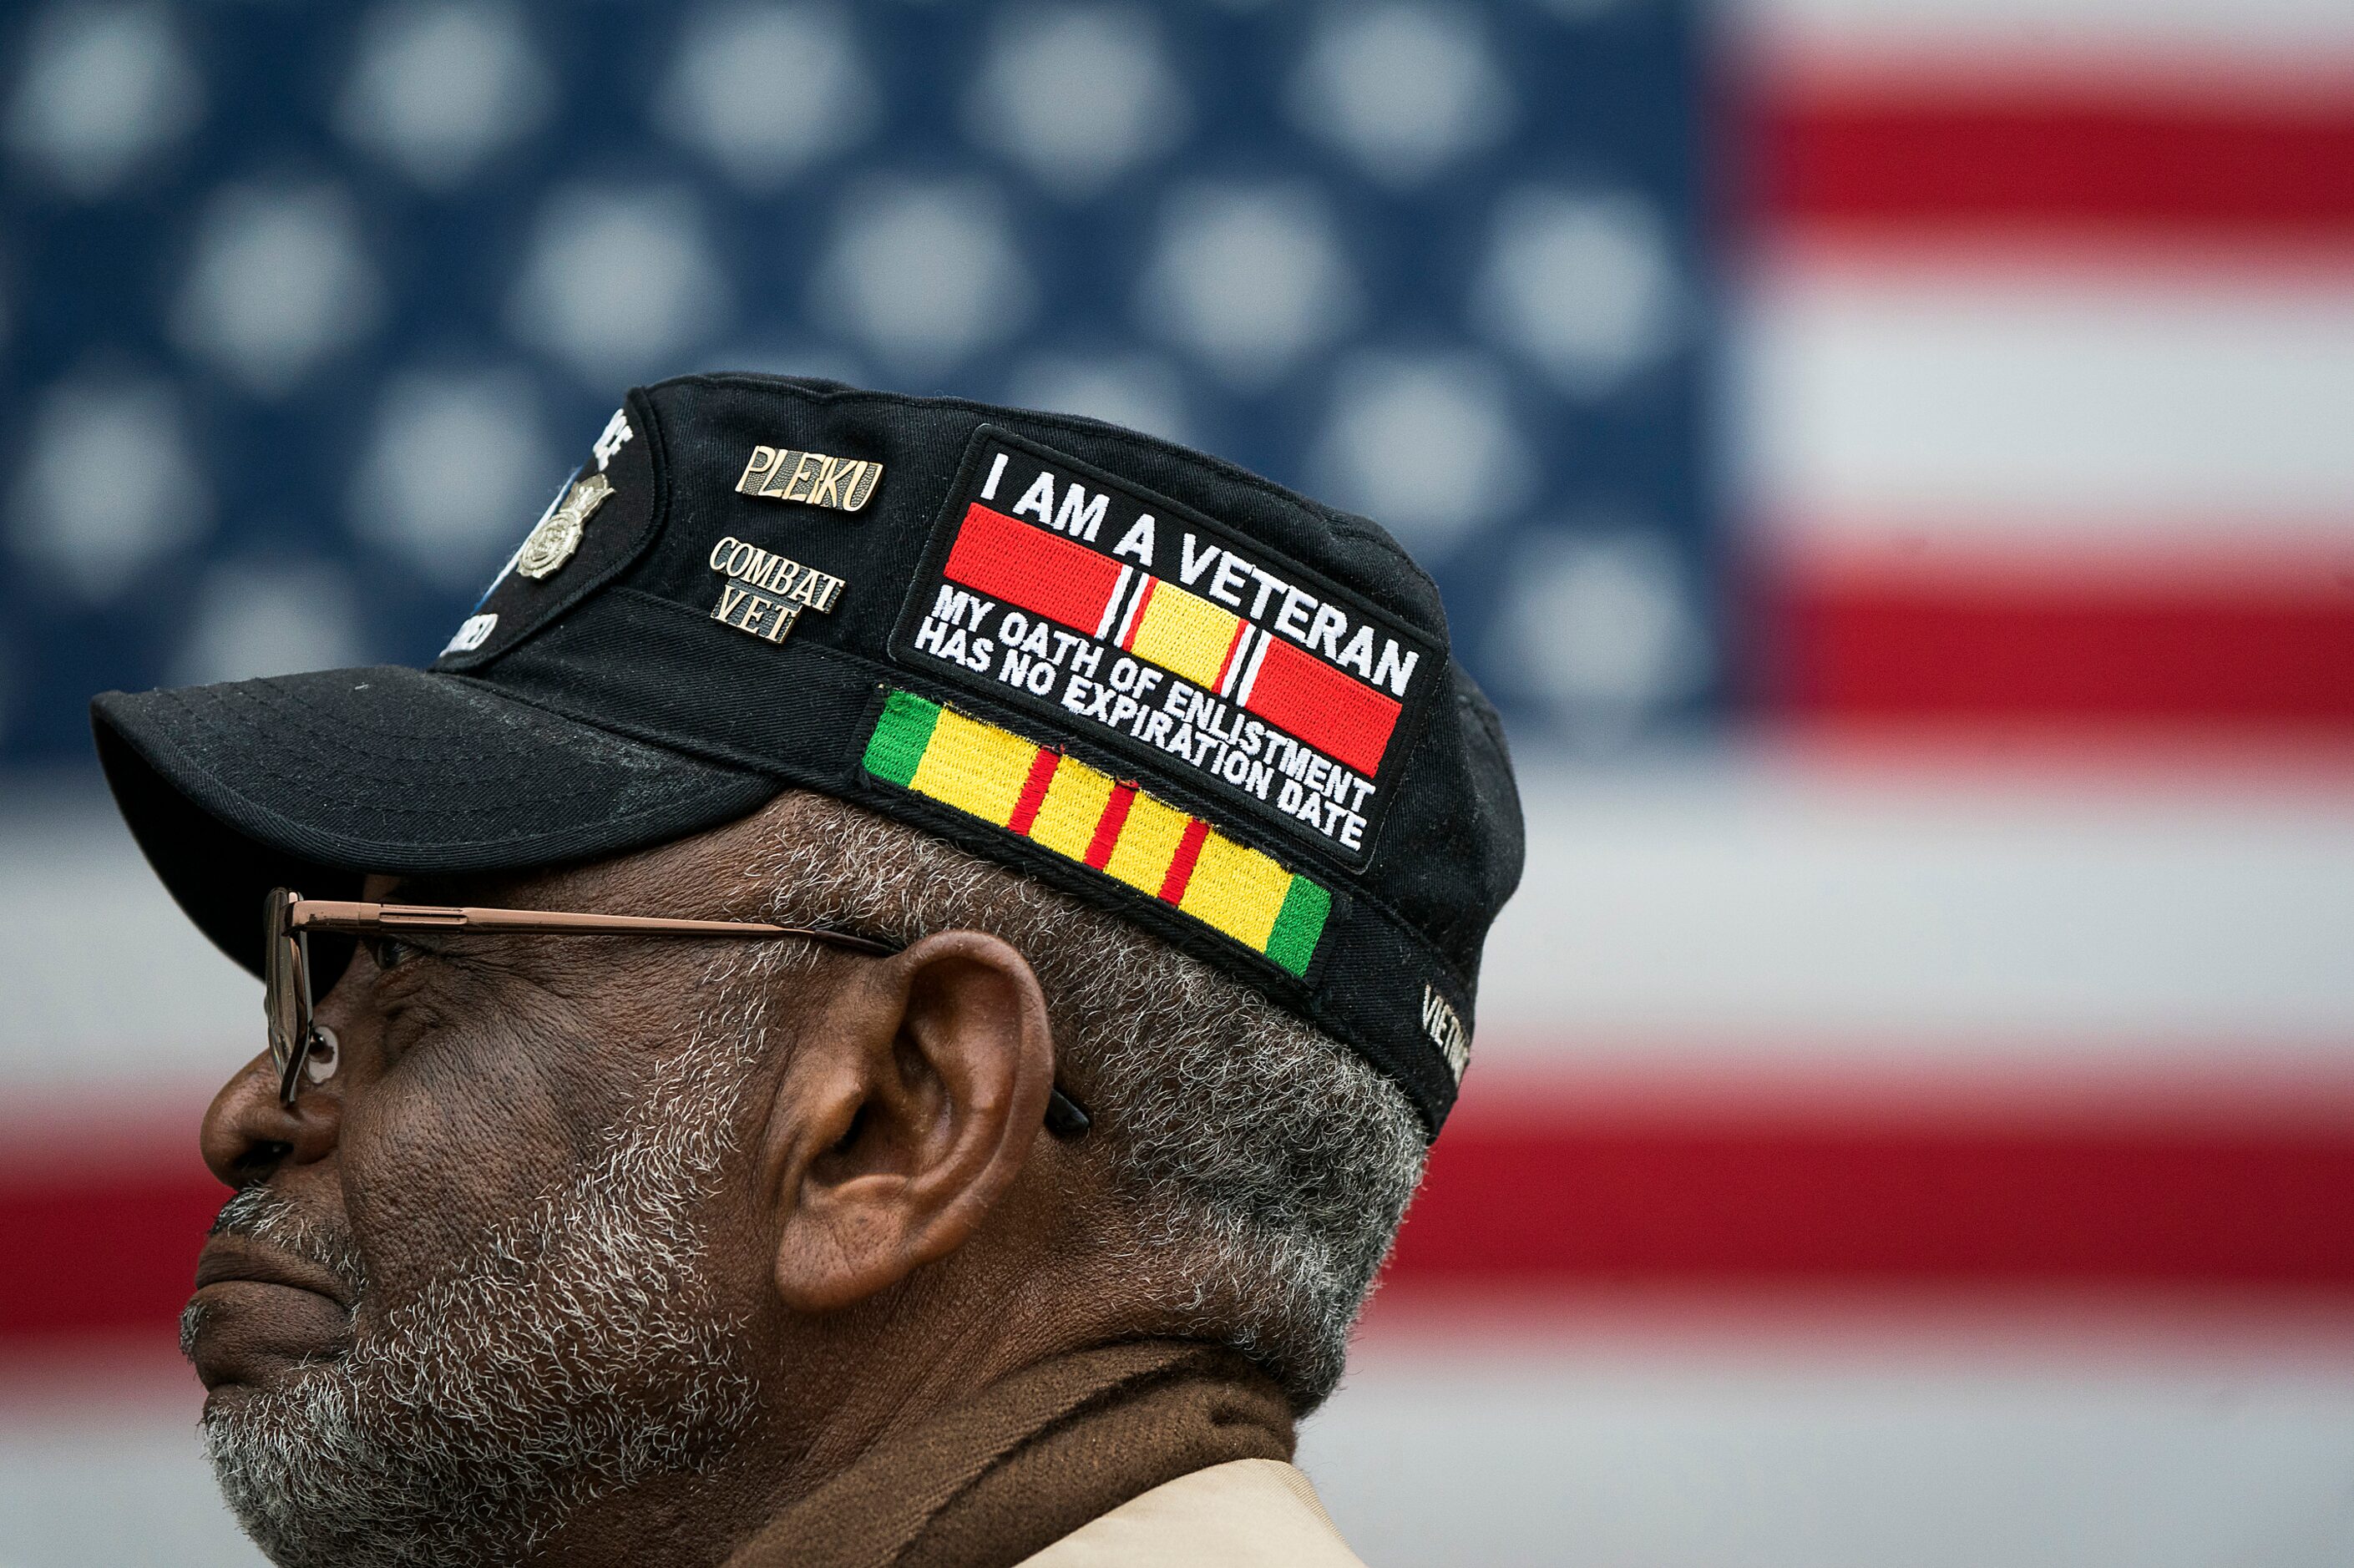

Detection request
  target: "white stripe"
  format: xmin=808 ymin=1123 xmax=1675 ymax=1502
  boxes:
xmin=1111 ymin=574 xmax=1150 ymax=647
xmin=1093 ymin=565 xmax=1134 ymax=640
xmin=1217 ymin=626 xmax=1259 ymax=699
xmin=0 ymin=1424 xmax=262 ymax=1567
xmin=1741 ymin=271 xmax=2354 ymax=545
xmin=1233 ymin=630 xmax=1274 ymax=707
xmin=0 ymin=790 xmax=251 ymax=1092
xmin=1304 ymin=1321 xmax=2354 ymax=1568
xmin=1742 ymin=0 xmax=2354 ymax=64
xmin=1474 ymin=756 xmax=2354 ymax=1061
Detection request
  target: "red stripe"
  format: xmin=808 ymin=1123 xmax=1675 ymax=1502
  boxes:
xmin=1390 ymin=1092 xmax=2354 ymax=1290
xmin=1764 ymin=84 xmax=2354 ymax=241
xmin=1158 ymin=817 xmax=1210 ymax=904
xmin=2 ymin=1169 xmax=220 ymax=1338
xmin=1084 ymin=782 xmax=1135 ymax=870
xmin=1005 ymin=747 xmax=1060 ymax=837
xmin=943 ymin=504 xmax=1126 ymax=635
xmin=1209 ymin=623 xmax=1249 ymax=692
xmin=1767 ymin=563 xmax=2354 ymax=731
xmin=1242 ymin=638 xmax=1401 ymax=776
xmin=12 ymin=1078 xmax=2354 ymax=1346
xmin=1119 ymin=575 xmax=1157 ymax=653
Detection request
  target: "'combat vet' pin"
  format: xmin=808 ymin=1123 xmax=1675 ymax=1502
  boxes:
xmin=707 ymin=536 xmax=847 ymax=645
xmin=735 ymin=446 xmax=882 ymax=513
xmin=515 ymin=473 xmax=615 ymax=580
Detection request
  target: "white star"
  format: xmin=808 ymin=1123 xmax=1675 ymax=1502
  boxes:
xmin=1471 ymin=186 xmax=1682 ymax=395
xmin=1486 ymin=524 xmax=1709 ymax=741
xmin=3 ymin=2 xmax=202 ymax=198
xmin=335 ymin=0 xmax=553 ymax=189
xmin=1137 ymin=182 xmax=1358 ymax=388
xmin=964 ymin=4 xmax=1187 ymax=200
xmin=656 ymin=3 xmax=877 ymax=189
xmin=347 ymin=367 xmax=557 ymax=589
xmin=6 ymin=366 xmax=209 ymax=599
xmin=808 ymin=178 xmax=1032 ymax=373
xmin=170 ymin=181 xmax=383 ymax=396
xmin=171 ymin=562 xmax=368 ymax=687
xmin=508 ymin=185 xmax=732 ymax=385
xmin=1003 ymin=351 xmax=1193 ymax=445
xmin=1288 ymin=3 xmax=1510 ymax=186
xmin=1308 ymin=350 xmax=1533 ymax=556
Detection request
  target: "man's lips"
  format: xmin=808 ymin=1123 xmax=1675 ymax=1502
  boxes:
xmin=195 ymin=1234 xmax=354 ymax=1308
xmin=188 ymin=1235 xmax=355 ymax=1389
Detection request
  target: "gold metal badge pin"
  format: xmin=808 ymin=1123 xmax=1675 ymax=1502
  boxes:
xmin=515 ymin=473 xmax=614 ymax=579
xmin=735 ymin=446 xmax=882 ymax=513
xmin=707 ymin=535 xmax=848 ymax=645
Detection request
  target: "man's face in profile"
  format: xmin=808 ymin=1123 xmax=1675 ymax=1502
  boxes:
xmin=184 ymin=842 xmax=781 ymax=1567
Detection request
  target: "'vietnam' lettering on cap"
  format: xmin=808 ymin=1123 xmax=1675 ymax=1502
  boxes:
xmin=89 ymin=376 xmax=1524 ymax=1135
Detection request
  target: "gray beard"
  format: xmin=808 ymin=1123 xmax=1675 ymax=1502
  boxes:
xmin=187 ymin=1044 xmax=766 ymax=1568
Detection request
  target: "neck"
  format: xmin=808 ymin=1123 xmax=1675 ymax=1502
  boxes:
xmin=524 ymin=1272 xmax=1134 ymax=1568
xmin=717 ymin=1339 xmax=1296 ymax=1568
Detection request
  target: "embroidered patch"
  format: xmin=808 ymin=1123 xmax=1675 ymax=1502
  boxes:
xmin=591 ymin=407 xmax=634 ymax=472
xmin=863 ymin=690 xmax=1332 ymax=978
xmin=1421 ymin=983 xmax=1470 ymax=1084
xmin=889 ymin=428 xmax=1442 ymax=867
xmin=440 ymin=612 xmax=497 ymax=655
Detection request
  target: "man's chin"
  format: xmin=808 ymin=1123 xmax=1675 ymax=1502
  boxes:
xmin=186 ymin=1281 xmax=352 ymax=1398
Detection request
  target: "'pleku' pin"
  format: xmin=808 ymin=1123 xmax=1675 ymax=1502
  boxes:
xmin=735 ymin=447 xmax=882 ymax=513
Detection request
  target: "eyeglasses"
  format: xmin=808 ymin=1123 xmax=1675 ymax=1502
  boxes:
xmin=261 ymin=888 xmax=1091 ymax=1136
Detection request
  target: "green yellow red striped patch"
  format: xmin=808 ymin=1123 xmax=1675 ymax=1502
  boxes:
xmin=863 ymin=690 xmax=1332 ymax=977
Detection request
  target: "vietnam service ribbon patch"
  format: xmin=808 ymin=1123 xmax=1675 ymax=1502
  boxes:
xmin=863 ymin=690 xmax=1332 ymax=979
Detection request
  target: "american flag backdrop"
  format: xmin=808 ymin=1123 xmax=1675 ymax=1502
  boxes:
xmin=3 ymin=2 xmax=2352 ymax=1564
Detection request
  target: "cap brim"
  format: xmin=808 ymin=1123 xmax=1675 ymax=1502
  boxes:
xmin=92 ymin=666 xmax=782 ymax=984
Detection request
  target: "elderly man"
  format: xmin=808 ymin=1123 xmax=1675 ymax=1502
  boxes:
xmin=93 ymin=377 xmax=1522 ymax=1567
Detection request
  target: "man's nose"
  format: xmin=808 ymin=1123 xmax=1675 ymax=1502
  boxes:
xmin=200 ymin=1053 xmax=341 ymax=1186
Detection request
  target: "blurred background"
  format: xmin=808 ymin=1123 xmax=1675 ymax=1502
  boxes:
xmin=2 ymin=0 xmax=2351 ymax=1563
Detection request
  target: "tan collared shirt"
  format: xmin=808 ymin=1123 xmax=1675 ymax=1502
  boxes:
xmin=1018 ymin=1459 xmax=1366 ymax=1566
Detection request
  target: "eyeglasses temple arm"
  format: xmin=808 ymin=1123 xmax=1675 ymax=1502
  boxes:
xmin=287 ymin=900 xmax=899 ymax=955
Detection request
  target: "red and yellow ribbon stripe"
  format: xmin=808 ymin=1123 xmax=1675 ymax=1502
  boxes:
xmin=863 ymin=690 xmax=1331 ymax=977
xmin=939 ymin=503 xmax=1404 ymax=776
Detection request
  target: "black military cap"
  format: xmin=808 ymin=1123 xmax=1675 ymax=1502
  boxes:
xmin=92 ymin=376 xmax=1523 ymax=1133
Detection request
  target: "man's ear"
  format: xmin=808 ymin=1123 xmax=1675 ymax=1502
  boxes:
xmin=763 ymin=930 xmax=1057 ymax=1314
